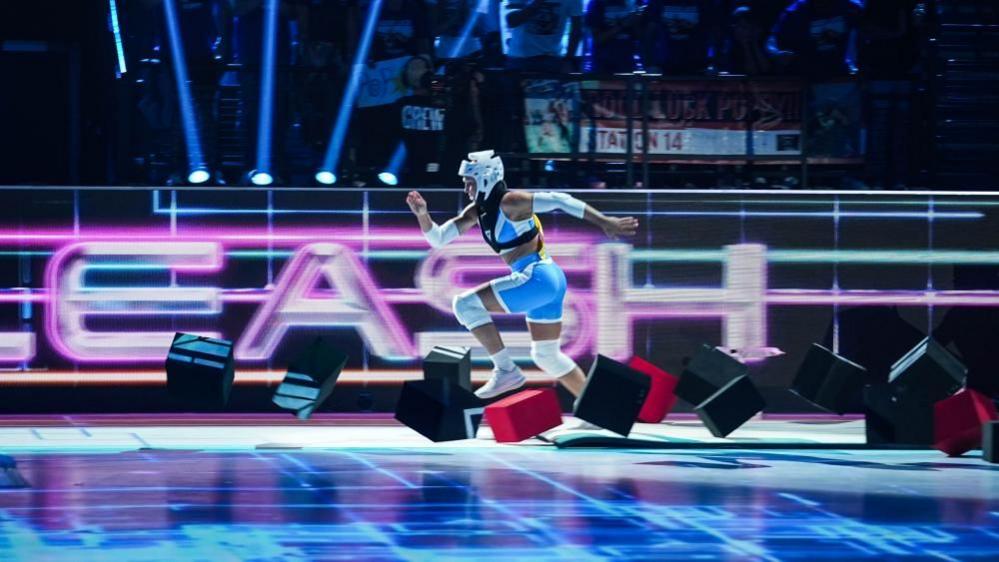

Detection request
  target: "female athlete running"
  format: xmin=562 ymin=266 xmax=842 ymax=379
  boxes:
xmin=406 ymin=150 xmax=638 ymax=399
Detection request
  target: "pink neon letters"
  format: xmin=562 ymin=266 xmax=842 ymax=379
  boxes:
xmin=0 ymin=230 xmax=776 ymax=364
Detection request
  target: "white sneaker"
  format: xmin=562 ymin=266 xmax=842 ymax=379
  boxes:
xmin=475 ymin=367 xmax=526 ymax=399
xmin=562 ymin=418 xmax=603 ymax=431
xmin=537 ymin=419 xmax=603 ymax=442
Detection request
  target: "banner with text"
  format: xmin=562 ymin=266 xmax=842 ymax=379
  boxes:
xmin=523 ymin=78 xmax=862 ymax=159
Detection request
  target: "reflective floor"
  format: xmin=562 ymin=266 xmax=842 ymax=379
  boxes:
xmin=3 ymin=442 xmax=999 ymax=561
xmin=0 ymin=414 xmax=999 ymax=562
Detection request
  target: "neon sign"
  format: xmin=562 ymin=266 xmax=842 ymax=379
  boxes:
xmin=3 ymin=225 xmax=999 ymax=373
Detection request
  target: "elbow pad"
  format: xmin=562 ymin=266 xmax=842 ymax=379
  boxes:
xmin=423 ymin=219 xmax=460 ymax=248
xmin=532 ymin=191 xmax=586 ymax=219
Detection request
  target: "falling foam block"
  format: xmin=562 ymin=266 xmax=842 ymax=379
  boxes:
xmin=933 ymin=389 xmax=998 ymax=456
xmin=864 ymin=337 xmax=966 ymax=446
xmin=423 ymin=346 xmax=472 ymax=391
xmin=395 ymin=379 xmax=485 ymax=442
xmin=273 ymin=337 xmax=349 ymax=420
xmin=863 ymin=383 xmax=934 ymax=446
xmin=889 ymin=337 xmax=966 ymax=405
xmin=694 ymin=375 xmax=766 ymax=438
xmin=574 ymin=355 xmax=650 ymax=437
xmin=791 ymin=343 xmax=868 ymax=415
xmin=485 ymin=388 xmax=563 ymax=443
xmin=675 ymin=344 xmax=747 ymax=406
xmin=166 ymin=333 xmax=235 ymax=409
xmin=984 ymin=422 xmax=999 ymax=463
xmin=628 ymin=356 xmax=678 ymax=424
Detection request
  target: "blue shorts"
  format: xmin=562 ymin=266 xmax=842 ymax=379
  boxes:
xmin=490 ymin=253 xmax=567 ymax=323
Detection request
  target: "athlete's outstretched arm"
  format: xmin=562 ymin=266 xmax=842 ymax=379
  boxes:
xmin=503 ymin=190 xmax=639 ymax=238
xmin=406 ymin=191 xmax=477 ymax=248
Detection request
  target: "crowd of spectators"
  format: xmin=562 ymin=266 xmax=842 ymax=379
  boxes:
xmin=131 ymin=0 xmax=930 ymax=187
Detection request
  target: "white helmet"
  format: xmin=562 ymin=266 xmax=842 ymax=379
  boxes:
xmin=458 ymin=150 xmax=504 ymax=199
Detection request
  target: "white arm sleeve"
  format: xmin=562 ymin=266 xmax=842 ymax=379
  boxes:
xmin=532 ymin=191 xmax=587 ymax=219
xmin=422 ymin=218 xmax=460 ymax=248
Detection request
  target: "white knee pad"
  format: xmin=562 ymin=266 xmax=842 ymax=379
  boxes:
xmin=452 ymin=291 xmax=492 ymax=330
xmin=530 ymin=340 xmax=576 ymax=378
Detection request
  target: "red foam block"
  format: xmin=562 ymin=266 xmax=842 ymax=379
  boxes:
xmin=628 ymin=356 xmax=678 ymax=423
xmin=485 ymin=388 xmax=563 ymax=443
xmin=933 ymin=388 xmax=999 ymax=457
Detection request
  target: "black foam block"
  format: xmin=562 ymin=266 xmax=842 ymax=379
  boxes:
xmin=423 ymin=346 xmax=472 ymax=391
xmin=574 ymin=355 xmax=651 ymax=437
xmin=675 ymin=344 xmax=747 ymax=406
xmin=791 ymin=343 xmax=868 ymax=415
xmin=863 ymin=383 xmax=934 ymax=446
xmin=395 ymin=379 xmax=484 ymax=442
xmin=888 ymin=337 xmax=966 ymax=405
xmin=694 ymin=375 xmax=766 ymax=438
xmin=984 ymin=421 xmax=999 ymax=463
xmin=825 ymin=306 xmax=926 ymax=386
xmin=273 ymin=337 xmax=349 ymax=419
xmin=166 ymin=333 xmax=235 ymax=408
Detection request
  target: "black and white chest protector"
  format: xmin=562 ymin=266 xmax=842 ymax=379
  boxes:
xmin=475 ymin=185 xmax=540 ymax=254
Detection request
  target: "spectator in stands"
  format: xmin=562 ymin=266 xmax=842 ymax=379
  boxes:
xmin=478 ymin=0 xmax=505 ymax=64
xmin=585 ymin=0 xmax=644 ymax=74
xmin=503 ymin=0 xmax=584 ymax=73
xmin=441 ymin=59 xmax=487 ymax=180
xmin=297 ymin=0 xmax=351 ymax=161
xmin=748 ymin=0 xmax=792 ymax=34
xmin=396 ymin=55 xmax=447 ymax=185
xmin=433 ymin=0 xmax=488 ymax=60
xmin=860 ymin=0 xmax=917 ymax=79
xmin=719 ymin=5 xmax=776 ymax=75
xmin=428 ymin=0 xmax=490 ymax=175
xmin=346 ymin=0 xmax=432 ymax=184
xmin=861 ymin=0 xmax=918 ymax=188
xmin=362 ymin=0 xmax=433 ymax=62
xmin=767 ymin=0 xmax=863 ymax=78
xmin=642 ymin=0 xmax=716 ymax=75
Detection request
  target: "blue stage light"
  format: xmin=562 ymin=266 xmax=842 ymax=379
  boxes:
xmin=446 ymin=2 xmax=483 ymax=58
xmin=317 ymin=0 xmax=385 ymax=182
xmin=254 ymin=0 xmax=279 ymax=185
xmin=162 ymin=0 xmax=209 ymax=187
xmin=108 ymin=0 xmax=127 ymax=74
xmin=378 ymin=172 xmax=399 ymax=186
xmin=315 ymin=171 xmax=337 ymax=185
xmin=379 ymin=142 xmax=407 ymax=186
xmin=250 ymin=171 xmax=274 ymax=186
xmin=187 ymin=169 xmax=210 ymax=184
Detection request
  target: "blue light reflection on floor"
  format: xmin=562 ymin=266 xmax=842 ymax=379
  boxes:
xmin=1 ymin=449 xmax=998 ymax=560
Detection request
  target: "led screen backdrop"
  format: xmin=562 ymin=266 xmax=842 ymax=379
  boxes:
xmin=1 ymin=187 xmax=998 ymax=412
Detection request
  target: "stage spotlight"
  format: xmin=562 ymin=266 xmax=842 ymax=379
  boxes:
xmin=250 ymin=171 xmax=274 ymax=186
xmin=445 ymin=1 xmax=484 ymax=58
xmin=253 ymin=0 xmax=279 ymax=188
xmin=378 ymin=142 xmax=407 ymax=186
xmin=187 ymin=169 xmax=210 ymax=184
xmin=317 ymin=0 xmax=385 ymax=184
xmin=108 ymin=0 xmax=127 ymax=75
xmin=162 ymin=0 xmax=208 ymax=187
xmin=315 ymin=171 xmax=337 ymax=185
xmin=378 ymin=172 xmax=399 ymax=186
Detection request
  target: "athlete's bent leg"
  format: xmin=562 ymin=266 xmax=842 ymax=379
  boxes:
xmin=453 ymin=284 xmax=525 ymax=399
xmin=453 ymin=286 xmax=504 ymax=353
xmin=527 ymin=321 xmax=586 ymax=398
